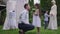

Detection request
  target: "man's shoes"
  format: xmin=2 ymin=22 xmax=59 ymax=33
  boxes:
xmin=23 ymin=31 xmax=25 ymax=34
xmin=19 ymin=31 xmax=22 ymax=34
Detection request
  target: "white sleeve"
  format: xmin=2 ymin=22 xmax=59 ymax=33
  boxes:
xmin=44 ymin=14 xmax=50 ymax=17
xmin=53 ymin=5 xmax=57 ymax=15
xmin=21 ymin=12 xmax=27 ymax=23
xmin=51 ymin=5 xmax=57 ymax=16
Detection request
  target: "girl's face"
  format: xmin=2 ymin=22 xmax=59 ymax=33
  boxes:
xmin=35 ymin=5 xmax=37 ymax=9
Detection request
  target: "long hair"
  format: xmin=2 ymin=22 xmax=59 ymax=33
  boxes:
xmin=35 ymin=3 xmax=41 ymax=17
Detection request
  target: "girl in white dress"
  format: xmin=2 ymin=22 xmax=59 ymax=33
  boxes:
xmin=33 ymin=3 xmax=41 ymax=34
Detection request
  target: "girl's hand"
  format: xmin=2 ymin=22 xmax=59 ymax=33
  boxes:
xmin=51 ymin=14 xmax=53 ymax=16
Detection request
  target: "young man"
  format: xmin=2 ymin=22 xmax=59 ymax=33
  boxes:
xmin=18 ymin=4 xmax=34 ymax=34
xmin=44 ymin=11 xmax=49 ymax=29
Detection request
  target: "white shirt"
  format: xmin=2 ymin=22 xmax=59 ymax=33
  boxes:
xmin=44 ymin=13 xmax=49 ymax=21
xmin=18 ymin=9 xmax=29 ymax=24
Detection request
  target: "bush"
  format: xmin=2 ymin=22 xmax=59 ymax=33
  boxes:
xmin=0 ymin=9 xmax=6 ymax=25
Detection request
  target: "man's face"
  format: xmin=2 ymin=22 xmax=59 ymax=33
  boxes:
xmin=26 ymin=4 xmax=30 ymax=10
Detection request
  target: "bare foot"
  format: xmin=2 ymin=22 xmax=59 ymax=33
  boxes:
xmin=37 ymin=32 xmax=40 ymax=34
xmin=19 ymin=30 xmax=24 ymax=34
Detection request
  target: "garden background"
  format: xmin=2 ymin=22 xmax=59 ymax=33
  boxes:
xmin=0 ymin=0 xmax=60 ymax=34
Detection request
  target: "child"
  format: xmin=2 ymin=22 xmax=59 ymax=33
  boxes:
xmin=44 ymin=11 xmax=49 ymax=29
xmin=32 ymin=3 xmax=41 ymax=34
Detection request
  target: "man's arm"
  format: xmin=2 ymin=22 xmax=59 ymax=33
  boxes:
xmin=21 ymin=12 xmax=27 ymax=23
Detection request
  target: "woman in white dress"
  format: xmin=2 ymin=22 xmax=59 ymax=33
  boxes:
xmin=48 ymin=0 xmax=57 ymax=30
xmin=3 ymin=0 xmax=18 ymax=30
xmin=33 ymin=3 xmax=41 ymax=34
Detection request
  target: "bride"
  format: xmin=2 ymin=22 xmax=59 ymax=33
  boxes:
xmin=48 ymin=0 xmax=57 ymax=30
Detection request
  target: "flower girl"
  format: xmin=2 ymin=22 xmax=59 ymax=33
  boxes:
xmin=33 ymin=3 xmax=41 ymax=34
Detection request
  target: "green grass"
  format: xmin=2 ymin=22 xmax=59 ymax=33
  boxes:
xmin=0 ymin=26 xmax=60 ymax=34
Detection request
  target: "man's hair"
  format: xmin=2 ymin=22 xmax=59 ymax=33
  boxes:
xmin=24 ymin=4 xmax=28 ymax=9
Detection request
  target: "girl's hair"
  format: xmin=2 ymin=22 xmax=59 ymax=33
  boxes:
xmin=35 ymin=3 xmax=41 ymax=16
xmin=24 ymin=3 xmax=28 ymax=9
xmin=35 ymin=3 xmax=40 ymax=9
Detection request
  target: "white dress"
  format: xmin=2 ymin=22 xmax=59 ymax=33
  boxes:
xmin=3 ymin=11 xmax=18 ymax=30
xmin=9 ymin=11 xmax=18 ymax=29
xmin=3 ymin=0 xmax=18 ymax=30
xmin=48 ymin=4 xmax=57 ymax=30
xmin=32 ymin=10 xmax=41 ymax=27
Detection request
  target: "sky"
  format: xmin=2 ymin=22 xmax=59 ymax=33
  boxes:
xmin=34 ymin=0 xmax=40 ymax=4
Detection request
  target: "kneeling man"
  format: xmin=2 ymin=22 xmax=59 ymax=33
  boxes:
xmin=18 ymin=4 xmax=34 ymax=34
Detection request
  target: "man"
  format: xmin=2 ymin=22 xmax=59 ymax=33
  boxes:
xmin=44 ymin=11 xmax=49 ymax=29
xmin=18 ymin=4 xmax=34 ymax=34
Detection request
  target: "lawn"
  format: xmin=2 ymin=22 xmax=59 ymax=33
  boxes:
xmin=0 ymin=25 xmax=60 ymax=34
